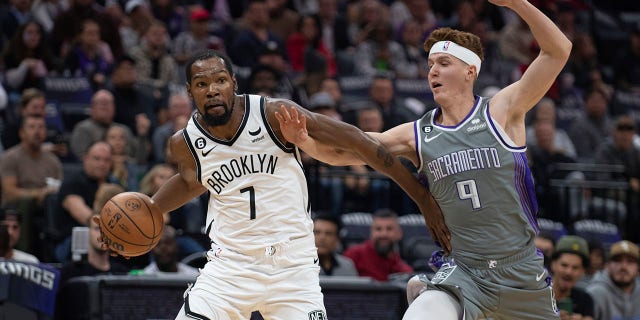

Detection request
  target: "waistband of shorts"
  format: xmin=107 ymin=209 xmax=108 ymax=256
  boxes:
xmin=211 ymin=235 xmax=315 ymax=257
xmin=452 ymin=246 xmax=536 ymax=269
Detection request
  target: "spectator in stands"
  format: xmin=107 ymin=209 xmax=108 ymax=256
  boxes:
xmin=139 ymin=164 xmax=205 ymax=258
xmin=587 ymin=240 xmax=640 ymax=320
xmin=246 ymin=63 xmax=281 ymax=97
xmin=152 ymin=93 xmax=192 ymax=164
xmin=343 ymin=107 xmax=390 ymax=213
xmin=354 ymin=20 xmax=411 ymax=78
xmin=613 ymin=28 xmax=640 ymax=93
xmin=50 ymin=0 xmax=123 ymax=59
xmin=302 ymin=92 xmax=345 ymax=215
xmin=497 ymin=17 xmax=533 ymax=67
xmin=0 ymin=0 xmax=33 ymax=47
xmin=313 ymin=213 xmax=358 ymax=276
xmin=368 ymin=73 xmax=417 ymax=130
xmin=397 ymin=19 xmax=429 ymax=79
xmin=566 ymin=32 xmax=601 ymax=92
xmin=2 ymin=20 xmax=60 ymax=94
xmin=579 ymin=240 xmax=606 ymax=286
xmin=568 ymin=88 xmax=614 ymax=163
xmin=70 ymin=90 xmax=143 ymax=162
xmin=389 ymin=0 xmax=436 ymax=37
xmin=31 ymin=0 xmax=68 ymax=34
xmin=287 ymin=14 xmax=337 ymax=78
xmin=343 ymin=208 xmax=412 ymax=281
xmin=128 ymin=19 xmax=179 ymax=92
xmin=0 ymin=207 xmax=39 ymax=263
xmin=267 ymin=0 xmax=299 ymax=42
xmin=63 ymin=18 xmax=113 ymax=91
xmin=534 ymin=231 xmax=555 ymax=270
xmin=0 ymin=88 xmax=68 ymax=158
xmin=149 ymin=0 xmax=185 ymax=39
xmin=55 ymin=142 xmax=112 ymax=262
xmin=593 ymin=115 xmax=640 ymax=241
xmin=120 ymin=0 xmax=153 ymax=53
xmin=550 ymin=235 xmax=594 ymax=319
xmin=229 ymin=0 xmax=287 ymax=69
xmin=172 ymin=8 xmax=225 ymax=66
xmin=0 ymin=115 xmax=62 ymax=253
xmin=108 ymin=55 xmax=156 ymax=151
xmin=315 ymin=0 xmax=352 ymax=68
xmin=450 ymin=0 xmax=477 ymax=33
xmin=318 ymin=77 xmax=347 ymax=116
xmin=526 ymin=97 xmax=577 ymax=158
xmin=255 ymin=41 xmax=298 ymax=101
xmin=55 ymin=211 xmax=129 ymax=318
xmin=527 ymin=121 xmax=578 ymax=220
xmin=142 ymin=225 xmax=200 ymax=277
xmin=104 ymin=125 xmax=146 ymax=191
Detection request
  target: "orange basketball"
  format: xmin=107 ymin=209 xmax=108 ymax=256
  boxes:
xmin=99 ymin=192 xmax=164 ymax=257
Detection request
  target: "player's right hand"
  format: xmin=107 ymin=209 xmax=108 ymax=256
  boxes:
xmin=92 ymin=216 xmax=131 ymax=259
xmin=422 ymin=193 xmax=451 ymax=255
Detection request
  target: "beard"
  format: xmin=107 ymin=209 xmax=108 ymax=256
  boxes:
xmin=201 ymin=101 xmax=235 ymax=127
xmin=374 ymin=239 xmax=394 ymax=256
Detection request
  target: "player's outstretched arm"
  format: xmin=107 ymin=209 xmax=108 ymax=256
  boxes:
xmin=151 ymin=132 xmax=207 ymax=213
xmin=275 ymin=105 xmax=364 ymax=165
xmin=271 ymin=101 xmax=451 ymax=253
xmin=490 ymin=0 xmax=572 ymax=118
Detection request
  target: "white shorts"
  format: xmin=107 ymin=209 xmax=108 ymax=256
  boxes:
xmin=175 ymin=237 xmax=326 ymax=320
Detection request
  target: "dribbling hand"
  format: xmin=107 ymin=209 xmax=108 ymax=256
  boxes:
xmin=92 ymin=216 xmax=131 ymax=259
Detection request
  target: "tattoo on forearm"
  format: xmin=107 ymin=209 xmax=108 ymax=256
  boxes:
xmin=376 ymin=146 xmax=395 ymax=167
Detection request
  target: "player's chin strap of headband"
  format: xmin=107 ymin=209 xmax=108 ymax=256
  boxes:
xmin=429 ymin=40 xmax=481 ymax=78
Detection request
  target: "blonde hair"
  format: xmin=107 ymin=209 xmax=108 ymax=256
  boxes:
xmin=139 ymin=164 xmax=175 ymax=196
xmin=93 ymin=183 xmax=125 ymax=214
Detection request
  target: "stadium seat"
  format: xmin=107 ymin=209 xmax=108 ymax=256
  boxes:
xmin=340 ymin=212 xmax=372 ymax=249
xmin=398 ymin=214 xmax=430 ymax=241
xmin=572 ymin=219 xmax=622 ymax=249
xmin=401 ymin=237 xmax=440 ymax=273
xmin=537 ymin=218 xmax=569 ymax=241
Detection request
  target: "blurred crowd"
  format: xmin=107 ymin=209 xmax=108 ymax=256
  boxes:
xmin=0 ymin=0 xmax=640 ymax=309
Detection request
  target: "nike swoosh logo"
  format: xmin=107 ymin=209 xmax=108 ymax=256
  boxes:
xmin=249 ymin=127 xmax=262 ymax=136
xmin=201 ymin=145 xmax=216 ymax=157
xmin=313 ymin=258 xmax=319 ymax=264
xmin=424 ymin=133 xmax=442 ymax=143
xmin=536 ymin=270 xmax=546 ymax=282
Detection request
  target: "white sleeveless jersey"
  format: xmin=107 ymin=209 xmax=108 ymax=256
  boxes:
xmin=182 ymin=94 xmax=313 ymax=253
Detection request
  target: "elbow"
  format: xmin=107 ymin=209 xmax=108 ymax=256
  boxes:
xmin=560 ymin=39 xmax=573 ymax=61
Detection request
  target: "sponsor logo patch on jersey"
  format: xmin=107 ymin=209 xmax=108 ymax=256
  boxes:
xmin=249 ymin=127 xmax=262 ymax=136
xmin=308 ymin=310 xmax=327 ymax=320
xmin=466 ymin=119 xmax=487 ymax=134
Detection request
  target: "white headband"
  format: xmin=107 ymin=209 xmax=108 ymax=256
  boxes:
xmin=429 ymin=40 xmax=481 ymax=76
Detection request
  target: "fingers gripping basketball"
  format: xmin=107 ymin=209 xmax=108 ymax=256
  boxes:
xmin=99 ymin=192 xmax=164 ymax=256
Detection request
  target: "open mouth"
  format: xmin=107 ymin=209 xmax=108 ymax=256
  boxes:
xmin=431 ymin=82 xmax=442 ymax=89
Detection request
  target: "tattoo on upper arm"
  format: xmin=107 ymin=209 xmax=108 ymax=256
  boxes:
xmin=377 ymin=146 xmax=395 ymax=167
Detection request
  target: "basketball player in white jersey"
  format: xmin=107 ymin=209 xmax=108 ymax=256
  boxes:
xmin=277 ymin=0 xmax=572 ymax=319
xmin=101 ymin=50 xmax=449 ymax=320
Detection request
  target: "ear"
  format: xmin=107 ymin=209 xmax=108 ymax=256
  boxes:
xmin=185 ymin=83 xmax=192 ymax=99
xmin=468 ymin=65 xmax=478 ymax=80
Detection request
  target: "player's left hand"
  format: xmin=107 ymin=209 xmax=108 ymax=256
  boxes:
xmin=92 ymin=216 xmax=131 ymax=259
xmin=275 ymin=105 xmax=309 ymax=145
